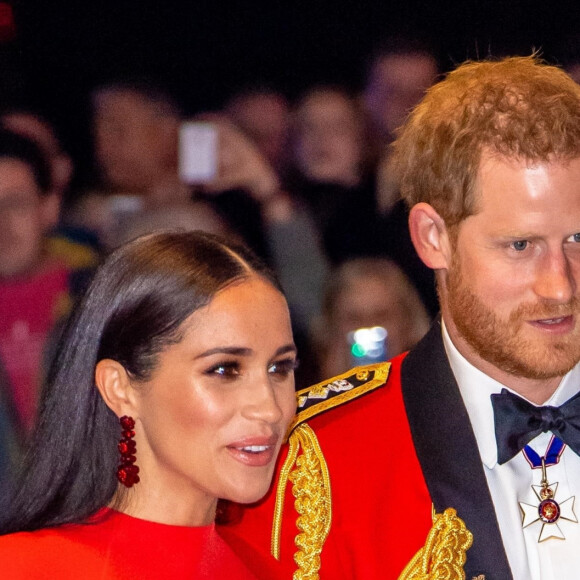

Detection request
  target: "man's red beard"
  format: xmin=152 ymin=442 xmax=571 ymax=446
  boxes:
xmin=445 ymin=262 xmax=580 ymax=380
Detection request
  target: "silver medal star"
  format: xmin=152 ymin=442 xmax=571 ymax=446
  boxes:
xmin=519 ymin=482 xmax=578 ymax=542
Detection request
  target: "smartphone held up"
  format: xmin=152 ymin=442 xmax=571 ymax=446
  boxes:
xmin=347 ymin=326 xmax=388 ymax=367
xmin=178 ymin=122 xmax=218 ymax=184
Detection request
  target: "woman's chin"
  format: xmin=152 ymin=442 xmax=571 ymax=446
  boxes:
xmin=224 ymin=482 xmax=273 ymax=506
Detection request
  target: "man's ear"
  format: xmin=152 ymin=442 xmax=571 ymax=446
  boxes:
xmin=53 ymin=155 xmax=73 ymax=194
xmin=39 ymin=192 xmax=61 ymax=231
xmin=95 ymin=359 xmax=137 ymax=419
xmin=408 ymin=202 xmax=453 ymax=270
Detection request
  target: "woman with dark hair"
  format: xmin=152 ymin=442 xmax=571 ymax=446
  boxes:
xmin=0 ymin=231 xmax=298 ymax=578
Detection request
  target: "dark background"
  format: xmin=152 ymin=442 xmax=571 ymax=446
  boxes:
xmin=5 ymin=1 xmax=580 ymax=180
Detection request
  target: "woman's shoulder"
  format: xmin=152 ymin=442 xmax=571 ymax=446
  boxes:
xmin=0 ymin=512 xmax=265 ymax=580
xmin=0 ymin=526 xmax=106 ymax=579
xmin=0 ymin=526 xmax=76 ymax=550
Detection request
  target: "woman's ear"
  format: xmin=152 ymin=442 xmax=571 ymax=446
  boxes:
xmin=408 ymin=202 xmax=453 ymax=270
xmin=95 ymin=359 xmax=137 ymax=418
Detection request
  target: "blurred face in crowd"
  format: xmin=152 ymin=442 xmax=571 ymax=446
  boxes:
xmin=0 ymin=159 xmax=57 ymax=278
xmin=436 ymin=153 xmax=580 ymax=401
xmin=321 ymin=273 xmax=419 ymax=378
xmin=364 ymin=52 xmax=437 ymax=141
xmin=109 ymin=276 xmax=297 ymax=524
xmin=93 ymin=90 xmax=179 ymax=193
xmin=227 ymin=92 xmax=290 ymax=170
xmin=293 ymin=90 xmax=364 ymax=187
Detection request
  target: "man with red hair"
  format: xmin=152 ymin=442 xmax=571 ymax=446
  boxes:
xmin=222 ymin=56 xmax=580 ymax=579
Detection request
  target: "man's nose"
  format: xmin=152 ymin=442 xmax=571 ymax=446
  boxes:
xmin=533 ymin=249 xmax=576 ymax=303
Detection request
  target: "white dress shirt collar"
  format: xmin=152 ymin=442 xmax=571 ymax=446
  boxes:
xmin=441 ymin=319 xmax=580 ymax=469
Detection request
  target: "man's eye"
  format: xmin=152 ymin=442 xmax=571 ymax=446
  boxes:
xmin=570 ymin=233 xmax=580 ymax=243
xmin=511 ymin=240 xmax=528 ymax=251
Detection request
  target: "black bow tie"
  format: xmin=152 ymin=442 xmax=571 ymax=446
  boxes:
xmin=490 ymin=388 xmax=580 ymax=465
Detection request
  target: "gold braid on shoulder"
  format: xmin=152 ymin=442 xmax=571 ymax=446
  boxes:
xmin=273 ymin=424 xmax=331 ymax=580
xmin=271 ymin=363 xmax=390 ymax=580
xmin=398 ymin=507 xmax=473 ymax=580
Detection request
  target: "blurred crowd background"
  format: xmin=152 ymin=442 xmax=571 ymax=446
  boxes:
xmin=2 ymin=0 xmax=580 ymax=483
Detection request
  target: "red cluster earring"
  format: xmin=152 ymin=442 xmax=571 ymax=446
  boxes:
xmin=116 ymin=415 xmax=140 ymax=487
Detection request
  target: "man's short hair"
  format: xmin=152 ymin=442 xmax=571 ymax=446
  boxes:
xmin=393 ymin=56 xmax=580 ymax=227
xmin=91 ymin=78 xmax=181 ymax=119
xmin=0 ymin=129 xmax=51 ymax=194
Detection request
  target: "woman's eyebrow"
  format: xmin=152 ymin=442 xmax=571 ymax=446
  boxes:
xmin=194 ymin=344 xmax=297 ymax=360
xmin=194 ymin=347 xmax=252 ymax=359
xmin=274 ymin=344 xmax=298 ymax=357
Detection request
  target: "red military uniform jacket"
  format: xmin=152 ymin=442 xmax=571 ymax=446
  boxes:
xmin=220 ymin=321 xmax=513 ymax=579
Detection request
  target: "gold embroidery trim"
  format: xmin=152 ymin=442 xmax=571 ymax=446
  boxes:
xmin=271 ymin=424 xmax=332 ymax=580
xmin=272 ymin=430 xmax=301 ymax=560
xmin=294 ymin=362 xmax=390 ymax=397
xmin=398 ymin=507 xmax=473 ymax=580
xmin=287 ymin=362 xmax=391 ymax=435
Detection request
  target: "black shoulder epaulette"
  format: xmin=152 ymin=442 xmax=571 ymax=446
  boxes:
xmin=287 ymin=362 xmax=390 ymax=435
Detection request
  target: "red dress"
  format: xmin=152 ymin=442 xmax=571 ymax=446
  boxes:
xmin=0 ymin=509 xmax=279 ymax=579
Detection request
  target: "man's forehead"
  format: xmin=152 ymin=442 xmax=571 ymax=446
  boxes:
xmin=94 ymin=90 xmax=174 ymax=122
xmin=0 ymin=165 xmax=41 ymax=200
xmin=0 ymin=156 xmax=38 ymax=178
xmin=463 ymin=152 xmax=580 ymax=220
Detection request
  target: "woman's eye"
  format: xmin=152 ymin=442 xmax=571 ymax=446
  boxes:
xmin=569 ymin=233 xmax=580 ymax=243
xmin=268 ymin=358 xmax=298 ymax=377
xmin=511 ymin=240 xmax=528 ymax=252
xmin=206 ymin=362 xmax=240 ymax=378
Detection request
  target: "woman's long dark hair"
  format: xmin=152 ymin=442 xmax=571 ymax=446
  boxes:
xmin=0 ymin=231 xmax=281 ymax=534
